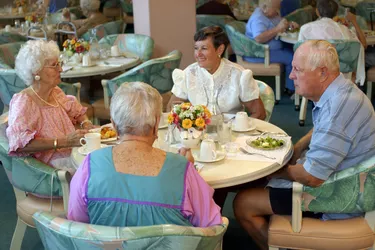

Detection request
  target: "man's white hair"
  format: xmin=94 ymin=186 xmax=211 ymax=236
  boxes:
xmin=80 ymin=0 xmax=100 ymax=12
xmin=110 ymin=82 xmax=163 ymax=137
xmin=258 ymin=0 xmax=276 ymax=9
xmin=304 ymin=40 xmax=340 ymax=72
xmin=15 ymin=40 xmax=60 ymax=86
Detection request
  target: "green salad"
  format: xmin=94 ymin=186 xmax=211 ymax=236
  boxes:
xmin=248 ymin=136 xmax=285 ymax=150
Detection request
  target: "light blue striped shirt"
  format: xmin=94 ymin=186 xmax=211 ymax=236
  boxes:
xmin=268 ymin=74 xmax=375 ymax=220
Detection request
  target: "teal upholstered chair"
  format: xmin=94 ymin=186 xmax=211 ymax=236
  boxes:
xmin=81 ymin=20 xmax=125 ymax=41
xmin=354 ymin=1 xmax=375 ymax=29
xmin=285 ymin=5 xmax=315 ymax=26
xmin=0 ymin=32 xmax=27 ymax=45
xmin=268 ymin=155 xmax=375 ymax=250
xmin=256 ymin=80 xmax=275 ymax=122
xmin=225 ymin=21 xmax=282 ymax=103
xmin=0 ymin=117 xmax=70 ymax=250
xmin=92 ymin=50 xmax=182 ymax=123
xmin=33 ymin=212 xmax=229 ymax=250
xmin=0 ymin=42 xmax=24 ymax=69
xmin=196 ymin=15 xmax=235 ymax=32
xmin=98 ymin=34 xmax=154 ymax=62
xmin=0 ymin=69 xmax=82 ymax=113
xmin=293 ymin=39 xmax=361 ymax=126
xmin=119 ymin=0 xmax=133 ymax=13
xmin=196 ymin=0 xmax=212 ymax=8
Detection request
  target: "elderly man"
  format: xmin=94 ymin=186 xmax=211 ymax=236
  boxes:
xmin=244 ymin=0 xmax=299 ymax=93
xmin=233 ymin=40 xmax=375 ymax=250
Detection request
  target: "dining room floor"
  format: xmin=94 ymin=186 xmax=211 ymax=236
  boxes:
xmin=0 ymin=82 xmax=373 ymax=249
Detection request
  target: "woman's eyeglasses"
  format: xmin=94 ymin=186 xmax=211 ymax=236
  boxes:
xmin=44 ymin=61 xmax=64 ymax=69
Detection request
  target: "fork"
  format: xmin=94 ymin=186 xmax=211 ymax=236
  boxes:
xmin=239 ymin=147 xmax=276 ymax=160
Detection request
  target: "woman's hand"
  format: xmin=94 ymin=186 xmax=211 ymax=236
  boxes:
xmin=65 ymin=129 xmax=88 ymax=147
xmin=178 ymin=147 xmax=195 ymax=163
xmin=289 ymin=21 xmax=299 ymax=30
xmin=345 ymin=11 xmax=357 ymax=24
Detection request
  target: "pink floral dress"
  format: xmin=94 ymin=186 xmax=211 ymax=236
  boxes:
xmin=6 ymin=87 xmax=87 ymax=169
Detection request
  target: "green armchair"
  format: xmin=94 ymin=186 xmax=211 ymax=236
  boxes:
xmin=293 ymin=39 xmax=361 ymax=126
xmin=268 ymin=155 xmax=375 ymax=250
xmin=92 ymin=50 xmax=182 ymax=122
xmin=284 ymin=5 xmax=315 ymax=26
xmin=0 ymin=42 xmax=24 ymax=69
xmin=33 ymin=211 xmax=229 ymax=250
xmin=81 ymin=20 xmax=126 ymax=41
xmin=256 ymin=80 xmax=275 ymax=122
xmin=225 ymin=21 xmax=282 ymax=103
xmin=196 ymin=15 xmax=235 ymax=32
xmin=99 ymin=34 xmax=154 ymax=62
xmin=0 ymin=32 xmax=27 ymax=45
xmin=0 ymin=119 xmax=70 ymax=250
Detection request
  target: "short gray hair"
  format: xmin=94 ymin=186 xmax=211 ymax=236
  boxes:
xmin=303 ymin=40 xmax=340 ymax=72
xmin=110 ymin=82 xmax=163 ymax=137
xmin=80 ymin=0 xmax=100 ymax=12
xmin=15 ymin=40 xmax=60 ymax=86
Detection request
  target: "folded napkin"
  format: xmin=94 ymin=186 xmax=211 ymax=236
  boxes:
xmin=226 ymin=134 xmax=292 ymax=165
xmin=97 ymin=57 xmax=136 ymax=66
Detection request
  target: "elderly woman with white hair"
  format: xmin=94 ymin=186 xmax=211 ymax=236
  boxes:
xmin=68 ymin=82 xmax=222 ymax=228
xmin=245 ymin=0 xmax=299 ymax=94
xmin=64 ymin=0 xmax=108 ymax=37
xmin=6 ymin=40 xmax=93 ymax=170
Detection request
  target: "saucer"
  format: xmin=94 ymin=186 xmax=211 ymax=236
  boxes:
xmin=78 ymin=144 xmax=109 ymax=155
xmin=231 ymin=123 xmax=256 ymax=132
xmin=194 ymin=151 xmax=226 ymax=163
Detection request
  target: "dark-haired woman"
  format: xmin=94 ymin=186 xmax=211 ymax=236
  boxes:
xmin=168 ymin=26 xmax=266 ymax=119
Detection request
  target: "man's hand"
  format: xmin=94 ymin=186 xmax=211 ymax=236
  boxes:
xmin=276 ymin=18 xmax=289 ymax=33
xmin=178 ymin=147 xmax=195 ymax=163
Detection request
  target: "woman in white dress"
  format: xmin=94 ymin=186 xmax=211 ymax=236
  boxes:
xmin=167 ymin=26 xmax=266 ymax=120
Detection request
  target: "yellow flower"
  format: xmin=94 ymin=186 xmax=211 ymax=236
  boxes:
xmin=167 ymin=114 xmax=174 ymax=124
xmin=182 ymin=119 xmax=193 ymax=129
xmin=75 ymin=42 xmax=81 ymax=48
xmin=70 ymin=38 xmax=76 ymax=45
xmin=181 ymin=102 xmax=191 ymax=109
xmin=195 ymin=117 xmax=205 ymax=128
xmin=204 ymin=107 xmax=212 ymax=119
xmin=62 ymin=40 xmax=68 ymax=47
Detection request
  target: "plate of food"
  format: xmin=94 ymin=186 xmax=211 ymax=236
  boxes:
xmin=90 ymin=124 xmax=118 ymax=142
xmin=246 ymin=136 xmax=285 ymax=150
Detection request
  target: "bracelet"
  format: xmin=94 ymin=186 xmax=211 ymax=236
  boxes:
xmin=80 ymin=119 xmax=92 ymax=129
xmin=53 ymin=138 xmax=58 ymax=152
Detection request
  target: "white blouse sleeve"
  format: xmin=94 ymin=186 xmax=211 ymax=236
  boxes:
xmin=171 ymin=69 xmax=188 ymax=99
xmin=239 ymin=69 xmax=259 ymax=102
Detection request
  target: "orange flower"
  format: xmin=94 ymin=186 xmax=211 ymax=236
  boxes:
xmin=181 ymin=102 xmax=191 ymax=110
xmin=167 ymin=114 xmax=174 ymax=124
xmin=195 ymin=117 xmax=205 ymax=128
xmin=182 ymin=119 xmax=193 ymax=129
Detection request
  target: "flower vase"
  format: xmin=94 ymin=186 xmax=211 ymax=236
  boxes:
xmin=179 ymin=127 xmax=204 ymax=149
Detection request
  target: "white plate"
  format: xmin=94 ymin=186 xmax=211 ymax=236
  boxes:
xmin=231 ymin=123 xmax=256 ymax=132
xmin=78 ymin=144 xmax=110 ymax=155
xmin=89 ymin=124 xmax=118 ymax=142
xmin=194 ymin=151 xmax=226 ymax=163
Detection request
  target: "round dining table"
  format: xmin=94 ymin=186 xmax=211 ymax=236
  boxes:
xmin=70 ymin=118 xmax=293 ymax=190
xmin=60 ymin=54 xmax=141 ymax=79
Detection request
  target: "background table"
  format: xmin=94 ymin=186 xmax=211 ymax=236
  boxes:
xmin=70 ymin=119 xmax=293 ymax=189
xmin=61 ymin=55 xmax=141 ymax=79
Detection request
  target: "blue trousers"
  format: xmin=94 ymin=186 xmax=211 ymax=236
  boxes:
xmin=243 ymin=47 xmax=294 ymax=91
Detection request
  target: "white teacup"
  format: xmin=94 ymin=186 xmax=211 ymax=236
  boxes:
xmin=234 ymin=111 xmax=250 ymax=131
xmin=5 ymin=25 xmax=11 ymax=32
xmin=82 ymin=53 xmax=92 ymax=67
xmin=200 ymin=139 xmax=217 ymax=161
xmin=80 ymin=133 xmax=101 ymax=153
xmin=111 ymin=45 xmax=120 ymax=57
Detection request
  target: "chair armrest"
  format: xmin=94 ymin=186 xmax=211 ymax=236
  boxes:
xmin=292 ymin=182 xmax=303 ymax=233
xmin=57 ymin=170 xmax=71 ymax=212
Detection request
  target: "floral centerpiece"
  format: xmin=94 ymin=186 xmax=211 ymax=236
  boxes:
xmin=62 ymin=38 xmax=90 ymax=57
xmin=333 ymin=16 xmax=349 ymax=27
xmin=14 ymin=0 xmax=27 ymax=13
xmin=167 ymin=103 xmax=211 ymax=147
xmin=25 ymin=13 xmax=43 ymax=23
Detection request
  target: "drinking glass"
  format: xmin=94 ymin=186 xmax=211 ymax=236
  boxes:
xmin=14 ymin=20 xmax=20 ymax=29
xmin=217 ymin=119 xmax=232 ymax=145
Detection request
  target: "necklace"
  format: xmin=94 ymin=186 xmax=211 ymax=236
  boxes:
xmin=30 ymin=86 xmax=59 ymax=108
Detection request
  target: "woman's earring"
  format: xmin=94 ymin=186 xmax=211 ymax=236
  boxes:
xmin=218 ymin=54 xmax=221 ymax=58
xmin=34 ymin=75 xmax=40 ymax=81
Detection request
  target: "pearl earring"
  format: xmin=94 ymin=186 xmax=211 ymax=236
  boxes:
xmin=34 ymin=75 xmax=40 ymax=81
xmin=218 ymin=54 xmax=221 ymax=58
